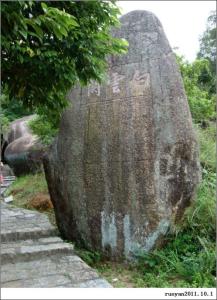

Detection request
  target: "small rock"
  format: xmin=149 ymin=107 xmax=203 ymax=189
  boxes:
xmin=4 ymin=195 xmax=13 ymax=203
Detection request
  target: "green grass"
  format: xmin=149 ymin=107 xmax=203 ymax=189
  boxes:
xmin=196 ymin=123 xmax=216 ymax=172
xmin=5 ymin=172 xmax=56 ymax=225
xmin=6 ymin=172 xmax=48 ymax=205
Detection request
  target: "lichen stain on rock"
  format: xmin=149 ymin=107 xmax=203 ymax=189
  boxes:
xmin=142 ymin=219 xmax=170 ymax=252
xmin=101 ymin=211 xmax=117 ymax=255
xmin=122 ymin=214 xmax=130 ymax=255
xmin=123 ymin=215 xmax=170 ymax=256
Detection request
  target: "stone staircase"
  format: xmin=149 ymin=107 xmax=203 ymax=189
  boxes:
xmin=0 ymin=202 xmax=112 ymax=288
xmin=0 ymin=175 xmax=16 ymax=196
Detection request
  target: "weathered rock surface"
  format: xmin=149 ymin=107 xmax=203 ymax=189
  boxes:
xmin=44 ymin=11 xmax=201 ymax=259
xmin=3 ymin=115 xmax=44 ymax=176
xmin=1 ymin=202 xmax=112 ymax=288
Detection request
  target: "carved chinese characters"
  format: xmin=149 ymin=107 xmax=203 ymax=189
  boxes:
xmin=44 ymin=11 xmax=200 ymax=260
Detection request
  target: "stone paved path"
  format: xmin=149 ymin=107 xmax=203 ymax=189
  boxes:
xmin=1 ymin=202 xmax=112 ymax=288
xmin=0 ymin=175 xmax=16 ymax=197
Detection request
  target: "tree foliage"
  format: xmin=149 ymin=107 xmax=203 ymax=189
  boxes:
xmin=176 ymin=55 xmax=215 ymax=124
xmin=1 ymin=0 xmax=128 ymax=126
xmin=0 ymin=93 xmax=32 ymax=134
xmin=197 ymin=11 xmax=216 ymax=68
xmin=197 ymin=10 xmax=216 ymax=94
xmin=176 ymin=12 xmax=216 ymax=125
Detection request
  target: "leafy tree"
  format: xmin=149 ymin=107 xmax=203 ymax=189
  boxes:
xmin=197 ymin=11 xmax=216 ymax=94
xmin=176 ymin=55 xmax=215 ymax=124
xmin=1 ymin=92 xmax=32 ymax=122
xmin=28 ymin=115 xmax=58 ymax=145
xmin=198 ymin=10 xmax=216 ymax=67
xmin=1 ymin=1 xmax=128 ymax=128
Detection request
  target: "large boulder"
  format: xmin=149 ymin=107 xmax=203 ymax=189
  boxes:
xmin=44 ymin=11 xmax=201 ymax=259
xmin=3 ymin=116 xmax=44 ymax=176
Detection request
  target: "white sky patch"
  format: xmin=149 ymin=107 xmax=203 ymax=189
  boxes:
xmin=118 ymin=1 xmax=215 ymax=62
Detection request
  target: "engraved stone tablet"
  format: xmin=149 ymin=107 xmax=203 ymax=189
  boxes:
xmin=44 ymin=11 xmax=200 ymax=259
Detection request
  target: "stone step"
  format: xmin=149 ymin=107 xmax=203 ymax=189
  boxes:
xmin=0 ymin=176 xmax=15 ymax=195
xmin=1 ymin=227 xmax=58 ymax=243
xmin=1 ymin=202 xmax=112 ymax=288
xmin=2 ymin=176 xmax=16 ymax=179
xmin=1 ymin=188 xmax=8 ymax=195
xmin=1 ymin=202 xmax=58 ymax=242
xmin=1 ymin=183 xmax=13 ymax=189
xmin=1 ymin=176 xmax=15 ymax=182
xmin=1 ymin=178 xmax=16 ymax=182
xmin=1 ymin=180 xmax=14 ymax=185
xmin=1 ymin=254 xmax=112 ymax=288
xmin=1 ymin=237 xmax=74 ymax=264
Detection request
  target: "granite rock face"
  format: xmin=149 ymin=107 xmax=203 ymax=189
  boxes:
xmin=3 ymin=116 xmax=44 ymax=176
xmin=44 ymin=11 xmax=201 ymax=259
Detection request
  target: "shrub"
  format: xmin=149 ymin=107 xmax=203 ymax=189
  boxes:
xmin=28 ymin=115 xmax=58 ymax=145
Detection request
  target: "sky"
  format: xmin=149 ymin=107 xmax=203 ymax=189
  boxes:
xmin=117 ymin=1 xmax=215 ymax=62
